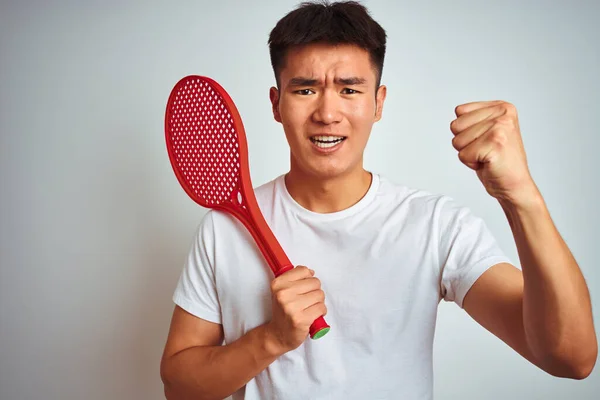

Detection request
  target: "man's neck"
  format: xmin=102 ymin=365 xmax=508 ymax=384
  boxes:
xmin=284 ymin=167 xmax=373 ymax=214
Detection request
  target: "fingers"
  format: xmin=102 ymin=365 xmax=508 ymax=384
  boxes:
xmin=271 ymin=265 xmax=325 ymax=317
xmin=275 ymin=287 xmax=325 ymax=313
xmin=296 ymin=288 xmax=326 ymax=313
xmin=301 ymin=290 xmax=327 ymax=314
xmin=451 ymin=103 xmax=506 ymax=135
xmin=271 ymin=265 xmax=314 ymax=289
xmin=457 ymin=131 xmax=497 ymax=170
xmin=454 ymin=100 xmax=504 ymax=117
xmin=284 ymin=292 xmax=327 ymax=331
xmin=450 ymin=104 xmax=505 ymax=171
xmin=272 ymin=278 xmax=322 ymax=303
xmin=304 ymin=301 xmax=328 ymax=322
xmin=281 ymin=265 xmax=314 ymax=280
xmin=291 ymin=277 xmax=322 ymax=295
xmin=266 ymin=265 xmax=327 ymax=352
xmin=451 ymin=118 xmax=495 ymax=152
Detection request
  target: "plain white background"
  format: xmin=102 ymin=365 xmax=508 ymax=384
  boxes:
xmin=1 ymin=0 xmax=598 ymax=398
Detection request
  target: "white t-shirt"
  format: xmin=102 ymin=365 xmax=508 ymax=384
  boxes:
xmin=173 ymin=172 xmax=511 ymax=400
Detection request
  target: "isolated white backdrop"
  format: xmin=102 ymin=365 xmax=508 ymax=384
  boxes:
xmin=1 ymin=0 xmax=598 ymax=399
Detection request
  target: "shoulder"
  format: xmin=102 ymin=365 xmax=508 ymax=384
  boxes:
xmin=374 ymin=175 xmax=485 ymax=237
xmin=376 ymin=174 xmax=452 ymax=216
xmin=198 ymin=209 xmax=242 ymax=240
xmin=253 ymin=174 xmax=280 ymax=207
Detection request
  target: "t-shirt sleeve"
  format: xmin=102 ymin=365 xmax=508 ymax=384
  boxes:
xmin=172 ymin=211 xmax=222 ymax=324
xmin=437 ymin=196 xmax=513 ymax=308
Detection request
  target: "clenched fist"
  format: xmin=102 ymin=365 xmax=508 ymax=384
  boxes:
xmin=450 ymin=100 xmax=541 ymax=208
xmin=264 ymin=266 xmax=327 ymax=354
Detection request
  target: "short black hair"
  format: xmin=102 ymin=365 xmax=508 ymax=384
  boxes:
xmin=268 ymin=1 xmax=387 ymax=89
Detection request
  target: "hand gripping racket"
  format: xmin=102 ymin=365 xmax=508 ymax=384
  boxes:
xmin=164 ymin=75 xmax=331 ymax=340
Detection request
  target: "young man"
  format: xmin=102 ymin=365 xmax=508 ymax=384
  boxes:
xmin=160 ymin=2 xmax=597 ymax=399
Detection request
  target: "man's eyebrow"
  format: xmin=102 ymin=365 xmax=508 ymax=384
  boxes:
xmin=287 ymin=76 xmax=367 ymax=86
xmin=336 ymin=77 xmax=367 ymax=85
xmin=288 ymin=77 xmax=319 ymax=87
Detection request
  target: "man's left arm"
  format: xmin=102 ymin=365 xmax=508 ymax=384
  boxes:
xmin=450 ymin=100 xmax=597 ymax=379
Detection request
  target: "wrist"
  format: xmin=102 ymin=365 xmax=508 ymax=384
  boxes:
xmin=257 ymin=323 xmax=287 ymax=358
xmin=499 ymin=188 xmax=549 ymax=235
xmin=498 ymin=182 xmax=545 ymax=215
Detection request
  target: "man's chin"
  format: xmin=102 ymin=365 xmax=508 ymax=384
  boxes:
xmin=290 ymin=154 xmax=359 ymax=180
xmin=305 ymin=163 xmax=354 ymax=180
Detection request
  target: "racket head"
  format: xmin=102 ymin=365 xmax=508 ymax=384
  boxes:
xmin=164 ymin=75 xmax=251 ymax=210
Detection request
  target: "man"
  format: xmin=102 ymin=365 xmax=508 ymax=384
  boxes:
xmin=160 ymin=1 xmax=597 ymax=399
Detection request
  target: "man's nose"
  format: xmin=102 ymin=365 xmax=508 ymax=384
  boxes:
xmin=312 ymin=90 xmax=342 ymax=124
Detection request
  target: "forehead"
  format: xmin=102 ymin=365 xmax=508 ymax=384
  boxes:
xmin=281 ymin=43 xmax=375 ymax=82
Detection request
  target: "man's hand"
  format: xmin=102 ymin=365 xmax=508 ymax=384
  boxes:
xmin=264 ymin=266 xmax=327 ymax=355
xmin=450 ymin=100 xmax=540 ymax=207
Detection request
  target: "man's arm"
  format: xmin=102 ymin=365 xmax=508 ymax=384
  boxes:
xmin=450 ymin=100 xmax=597 ymax=379
xmin=160 ymin=306 xmax=281 ymax=400
xmin=463 ymin=191 xmax=597 ymax=379
xmin=160 ymin=266 xmax=327 ymax=399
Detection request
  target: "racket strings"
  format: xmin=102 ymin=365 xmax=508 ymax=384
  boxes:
xmin=168 ymin=78 xmax=241 ymax=206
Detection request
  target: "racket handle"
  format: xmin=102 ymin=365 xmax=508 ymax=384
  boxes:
xmin=309 ymin=316 xmax=330 ymax=340
xmin=275 ymin=265 xmax=331 ymax=340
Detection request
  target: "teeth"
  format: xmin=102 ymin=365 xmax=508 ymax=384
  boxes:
xmin=314 ymin=141 xmax=341 ymax=148
xmin=311 ymin=135 xmax=345 ymax=143
xmin=311 ymin=137 xmax=345 ymax=148
xmin=310 ymin=135 xmax=346 ymax=149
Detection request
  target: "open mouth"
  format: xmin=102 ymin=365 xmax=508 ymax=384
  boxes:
xmin=309 ymin=135 xmax=347 ymax=148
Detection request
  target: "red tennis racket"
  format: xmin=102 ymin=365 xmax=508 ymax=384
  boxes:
xmin=164 ymin=75 xmax=330 ymax=340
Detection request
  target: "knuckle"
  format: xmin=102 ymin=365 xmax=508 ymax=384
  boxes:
xmin=502 ymin=101 xmax=515 ymax=113
xmin=291 ymin=315 xmax=303 ymax=328
xmin=451 ymin=135 xmax=461 ymax=150
xmin=450 ymin=119 xmax=458 ymax=131
xmin=496 ymin=114 xmax=512 ymax=125
xmin=275 ymin=290 xmax=287 ymax=304
xmin=317 ymin=289 xmax=325 ymax=302
xmin=297 ymin=266 xmax=309 ymax=274
xmin=283 ymin=304 xmax=294 ymax=317
xmin=489 ymin=129 xmax=507 ymax=146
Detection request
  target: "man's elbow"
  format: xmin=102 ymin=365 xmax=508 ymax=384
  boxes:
xmin=542 ymin=340 xmax=598 ymax=380
xmin=160 ymin=370 xmax=183 ymax=400
xmin=160 ymin=356 xmax=216 ymax=400
xmin=160 ymin=357 xmax=177 ymax=399
xmin=560 ymin=355 xmax=596 ymax=380
xmin=569 ymin=347 xmax=597 ymax=380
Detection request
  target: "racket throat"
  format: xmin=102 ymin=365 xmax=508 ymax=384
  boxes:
xmin=275 ymin=264 xmax=294 ymax=277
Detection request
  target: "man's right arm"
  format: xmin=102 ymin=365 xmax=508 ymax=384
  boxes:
xmin=160 ymin=306 xmax=283 ymax=400
xmin=160 ymin=266 xmax=326 ymax=400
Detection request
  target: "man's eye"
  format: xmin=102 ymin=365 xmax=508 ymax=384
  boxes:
xmin=342 ymin=88 xmax=358 ymax=94
xmin=296 ymin=89 xmax=314 ymax=95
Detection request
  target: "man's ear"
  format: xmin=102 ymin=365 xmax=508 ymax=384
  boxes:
xmin=374 ymin=85 xmax=387 ymax=122
xmin=269 ymin=86 xmax=282 ymax=123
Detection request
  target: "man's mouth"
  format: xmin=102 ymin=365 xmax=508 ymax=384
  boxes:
xmin=309 ymin=135 xmax=347 ymax=148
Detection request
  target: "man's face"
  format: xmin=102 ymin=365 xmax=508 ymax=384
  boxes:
xmin=270 ymin=43 xmax=386 ymax=180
